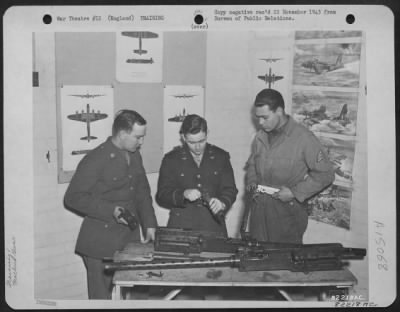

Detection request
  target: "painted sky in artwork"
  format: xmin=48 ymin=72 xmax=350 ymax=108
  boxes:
xmin=295 ymin=30 xmax=362 ymax=40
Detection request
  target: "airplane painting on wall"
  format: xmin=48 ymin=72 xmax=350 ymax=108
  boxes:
xmin=292 ymin=90 xmax=358 ymax=137
xmin=116 ymin=31 xmax=163 ymax=82
xmin=293 ymin=42 xmax=361 ymax=88
xmin=60 ymin=85 xmax=114 ymax=172
xmin=317 ymin=135 xmax=355 ymax=189
xmin=307 ymin=184 xmax=352 ymax=230
xmin=163 ymin=85 xmax=204 ymax=154
xmin=295 ymin=30 xmax=362 ymax=40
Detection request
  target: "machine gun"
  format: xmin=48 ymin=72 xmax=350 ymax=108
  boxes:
xmin=104 ymin=227 xmax=366 ymax=273
xmin=154 ymin=227 xmax=301 ymax=254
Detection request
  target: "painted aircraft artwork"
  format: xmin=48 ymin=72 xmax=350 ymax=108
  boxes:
xmin=301 ymin=54 xmax=344 ymax=74
xmin=171 ymin=94 xmax=198 ymax=99
xmin=258 ymin=68 xmax=284 ymax=88
xmin=68 ymin=93 xmax=105 ymax=99
xmin=168 ymin=108 xmax=188 ymax=122
xmin=67 ymin=103 xmax=108 ymax=142
xmin=121 ymin=31 xmax=159 ymax=55
xmin=296 ymin=103 xmax=354 ymax=135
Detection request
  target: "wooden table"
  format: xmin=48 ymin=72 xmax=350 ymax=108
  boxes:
xmin=110 ymin=243 xmax=358 ymax=301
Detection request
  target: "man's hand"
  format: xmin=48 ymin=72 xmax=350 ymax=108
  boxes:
xmin=271 ymin=186 xmax=295 ymax=202
xmin=246 ymin=182 xmax=257 ymax=193
xmin=209 ymin=198 xmax=225 ymax=215
xmin=141 ymin=228 xmax=156 ymax=244
xmin=183 ymin=189 xmax=202 ymax=202
xmin=113 ymin=206 xmax=128 ymax=225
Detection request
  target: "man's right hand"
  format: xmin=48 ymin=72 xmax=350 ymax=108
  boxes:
xmin=183 ymin=189 xmax=202 ymax=202
xmin=113 ymin=206 xmax=128 ymax=225
xmin=246 ymin=183 xmax=257 ymax=193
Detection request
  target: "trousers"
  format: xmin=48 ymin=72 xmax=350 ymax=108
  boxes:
xmin=82 ymin=255 xmax=113 ymax=299
xmin=249 ymin=194 xmax=308 ymax=243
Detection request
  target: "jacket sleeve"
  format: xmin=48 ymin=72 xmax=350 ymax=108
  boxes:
xmin=291 ymin=134 xmax=335 ymax=202
xmin=244 ymin=137 xmax=258 ymax=187
xmin=134 ymin=153 xmax=158 ymax=230
xmin=64 ymin=154 xmax=115 ymax=223
xmin=217 ymin=153 xmax=238 ymax=210
xmin=156 ymin=155 xmax=186 ymax=209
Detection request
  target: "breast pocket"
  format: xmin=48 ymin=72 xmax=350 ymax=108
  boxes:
xmin=269 ymin=157 xmax=295 ymax=182
xmin=103 ymin=173 xmax=130 ymax=190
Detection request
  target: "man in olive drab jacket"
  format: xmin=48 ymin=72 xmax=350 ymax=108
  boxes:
xmin=156 ymin=114 xmax=238 ymax=236
xmin=245 ymin=89 xmax=335 ymax=244
xmin=64 ymin=110 xmax=157 ymax=299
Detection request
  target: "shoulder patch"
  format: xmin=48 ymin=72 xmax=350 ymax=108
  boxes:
xmin=317 ymin=150 xmax=325 ymax=163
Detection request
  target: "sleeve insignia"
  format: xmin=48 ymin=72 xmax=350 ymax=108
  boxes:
xmin=317 ymin=150 xmax=324 ymax=163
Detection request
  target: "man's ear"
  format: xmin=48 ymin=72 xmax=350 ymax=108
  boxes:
xmin=180 ymin=134 xmax=186 ymax=144
xmin=276 ymin=107 xmax=284 ymax=116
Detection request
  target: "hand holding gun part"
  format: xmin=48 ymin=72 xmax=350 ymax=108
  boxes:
xmin=118 ymin=208 xmax=139 ymax=231
xmin=200 ymin=190 xmax=225 ymax=224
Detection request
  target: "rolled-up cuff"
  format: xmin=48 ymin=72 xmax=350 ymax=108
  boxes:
xmin=172 ymin=189 xmax=185 ymax=207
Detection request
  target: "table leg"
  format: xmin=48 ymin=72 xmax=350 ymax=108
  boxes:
xmin=163 ymin=288 xmax=183 ymax=300
xmin=277 ymin=288 xmax=292 ymax=301
xmin=112 ymin=285 xmax=121 ymax=300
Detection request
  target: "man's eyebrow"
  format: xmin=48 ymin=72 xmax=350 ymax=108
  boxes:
xmin=187 ymin=138 xmax=206 ymax=143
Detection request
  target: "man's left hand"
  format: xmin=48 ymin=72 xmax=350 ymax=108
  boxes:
xmin=141 ymin=227 xmax=156 ymax=243
xmin=209 ymin=198 xmax=225 ymax=214
xmin=271 ymin=186 xmax=295 ymax=202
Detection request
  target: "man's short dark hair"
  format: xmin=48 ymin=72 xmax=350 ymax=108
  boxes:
xmin=254 ymin=88 xmax=285 ymax=112
xmin=112 ymin=110 xmax=146 ymax=136
xmin=179 ymin=114 xmax=207 ymax=135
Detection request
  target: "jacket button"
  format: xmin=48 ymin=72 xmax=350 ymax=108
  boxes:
xmin=197 ymin=183 xmax=202 ymax=188
xmin=289 ymin=201 xmax=294 ymax=206
xmin=104 ymin=224 xmax=108 ymax=228
xmin=113 ymin=177 xmax=117 ymax=181
xmin=128 ymin=175 xmax=132 ymax=179
xmin=130 ymin=187 xmax=134 ymax=190
xmin=197 ymin=174 xmax=201 ymax=178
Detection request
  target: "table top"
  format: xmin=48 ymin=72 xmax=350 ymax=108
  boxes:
xmin=112 ymin=242 xmax=358 ymax=287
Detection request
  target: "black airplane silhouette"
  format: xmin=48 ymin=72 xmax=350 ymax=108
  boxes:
xmin=67 ymin=104 xmax=108 ymax=142
xmin=68 ymin=93 xmax=105 ymax=99
xmin=171 ymin=94 xmax=198 ymax=99
xmin=168 ymin=108 xmax=188 ymax=122
xmin=259 ymin=57 xmax=283 ymax=63
xmin=126 ymin=57 xmax=154 ymax=64
xmin=258 ymin=68 xmax=284 ymax=88
xmin=121 ymin=31 xmax=159 ymax=55
xmin=301 ymin=54 xmax=344 ymax=74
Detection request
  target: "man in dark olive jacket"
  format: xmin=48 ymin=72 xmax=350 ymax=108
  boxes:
xmin=156 ymin=114 xmax=238 ymax=236
xmin=245 ymin=89 xmax=334 ymax=244
xmin=64 ymin=110 xmax=157 ymax=299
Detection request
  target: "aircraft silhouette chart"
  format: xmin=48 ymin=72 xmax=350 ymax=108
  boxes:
xmin=171 ymin=94 xmax=198 ymax=99
xmin=301 ymin=54 xmax=344 ymax=74
xmin=68 ymin=93 xmax=105 ymax=99
xmin=126 ymin=57 xmax=154 ymax=64
xmin=258 ymin=67 xmax=284 ymax=88
xmin=259 ymin=58 xmax=283 ymax=63
xmin=168 ymin=108 xmax=188 ymax=122
xmin=67 ymin=103 xmax=108 ymax=142
xmin=121 ymin=31 xmax=159 ymax=55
